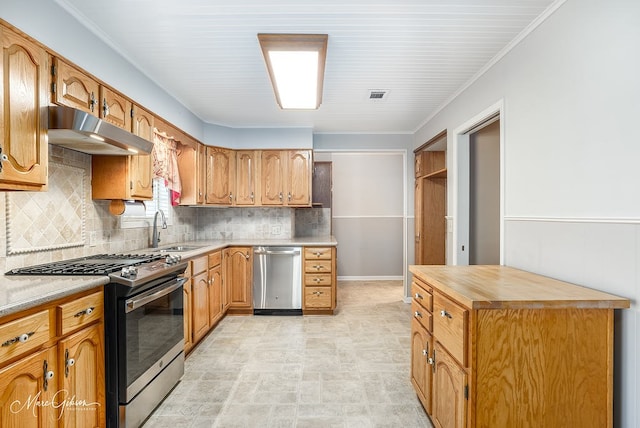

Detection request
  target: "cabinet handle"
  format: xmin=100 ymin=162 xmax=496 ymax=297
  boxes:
xmin=313 ymin=252 xmax=322 ymax=257
xmin=313 ymin=291 xmax=323 ymax=296
xmin=64 ymin=349 xmax=75 ymax=378
xmin=244 ymin=252 xmax=250 ymax=260
xmin=429 ymin=349 xmax=436 ymax=371
xmin=102 ymin=98 xmax=109 ymax=117
xmin=250 ymin=192 xmax=254 ymax=201
xmin=43 ymin=360 xmax=54 ymax=391
xmin=422 ymin=342 xmax=430 ymax=359
xmin=313 ymin=278 xmax=322 ymax=283
xmin=89 ymin=92 xmax=96 ymax=112
xmin=414 ymin=293 xmax=423 ymax=300
xmin=278 ymin=192 xmax=283 ymax=202
xmin=229 ymin=193 xmax=233 ymax=202
xmin=313 ymin=265 xmax=323 ymax=270
xmin=2 ymin=331 xmax=35 ymax=347
xmin=0 ymin=147 xmax=8 ymax=173
xmin=288 ymin=192 xmax=292 ymax=201
xmin=74 ymin=306 xmax=95 ymax=317
xmin=414 ymin=311 xmax=422 ymax=319
xmin=440 ymin=309 xmax=452 ymax=319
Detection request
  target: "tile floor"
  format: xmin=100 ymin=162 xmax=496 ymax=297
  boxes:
xmin=143 ymin=280 xmax=433 ymax=428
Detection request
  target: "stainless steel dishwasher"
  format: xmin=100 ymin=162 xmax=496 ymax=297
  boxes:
xmin=253 ymin=246 xmax=302 ymax=315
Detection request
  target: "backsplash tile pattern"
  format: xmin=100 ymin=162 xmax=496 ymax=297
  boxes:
xmin=196 ymin=207 xmax=294 ymax=240
xmin=6 ymin=162 xmax=85 ymax=254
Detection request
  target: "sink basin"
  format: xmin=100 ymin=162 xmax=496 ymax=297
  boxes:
xmin=154 ymin=245 xmax=202 ymax=252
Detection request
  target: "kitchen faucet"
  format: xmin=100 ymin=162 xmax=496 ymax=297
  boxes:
xmin=151 ymin=210 xmax=167 ymax=248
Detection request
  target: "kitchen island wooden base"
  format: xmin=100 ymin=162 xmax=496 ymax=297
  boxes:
xmin=409 ymin=265 xmax=629 ymax=428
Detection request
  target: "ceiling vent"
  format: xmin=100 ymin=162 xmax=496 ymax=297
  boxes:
xmin=368 ymin=90 xmax=389 ymax=101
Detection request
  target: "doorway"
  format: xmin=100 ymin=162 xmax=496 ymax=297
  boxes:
xmin=453 ymin=102 xmax=504 ymax=265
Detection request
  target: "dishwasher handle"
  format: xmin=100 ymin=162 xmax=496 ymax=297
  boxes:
xmin=254 ymin=248 xmax=301 ymax=256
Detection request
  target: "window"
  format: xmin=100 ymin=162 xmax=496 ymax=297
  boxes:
xmin=120 ymin=178 xmax=172 ymax=228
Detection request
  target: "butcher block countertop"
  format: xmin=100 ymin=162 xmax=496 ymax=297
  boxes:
xmin=409 ymin=264 xmax=630 ymax=310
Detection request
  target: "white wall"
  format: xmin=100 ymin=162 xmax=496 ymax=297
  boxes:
xmin=413 ymin=0 xmax=639 ymax=426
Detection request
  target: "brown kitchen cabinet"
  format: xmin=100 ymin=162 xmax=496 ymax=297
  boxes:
xmin=190 ymin=255 xmax=210 ymax=344
xmin=0 ymin=25 xmax=49 ymax=191
xmin=302 ymin=246 xmax=337 ymax=314
xmin=224 ymin=247 xmax=253 ymax=314
xmin=0 ymin=288 xmax=105 ymax=426
xmin=91 ymin=154 xmax=154 ymax=201
xmin=205 ymin=146 xmax=235 ymax=205
xmin=129 ymin=105 xmax=155 ymax=199
xmin=260 ymin=150 xmax=312 ymax=207
xmin=235 ymin=150 xmax=259 ymax=206
xmin=208 ymin=251 xmax=223 ymax=327
xmin=182 ymin=262 xmax=194 ymax=354
xmin=409 ymin=265 xmax=630 ymax=428
xmin=52 ymin=57 xmax=100 ymax=114
xmin=177 ymin=140 xmax=206 ymax=205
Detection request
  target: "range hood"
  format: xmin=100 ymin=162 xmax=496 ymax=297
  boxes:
xmin=48 ymin=105 xmax=154 ymax=155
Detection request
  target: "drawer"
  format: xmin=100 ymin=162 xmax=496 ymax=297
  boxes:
xmin=411 ymin=300 xmax=432 ymax=332
xmin=191 ymin=255 xmax=208 ymax=275
xmin=304 ymin=260 xmax=332 ymax=274
xmin=0 ymin=310 xmax=52 ymax=361
xmin=58 ymin=290 xmax=104 ymax=336
xmin=208 ymin=251 xmax=221 ymax=268
xmin=411 ymin=281 xmax=432 ymax=312
xmin=304 ymin=273 xmax=332 ymax=287
xmin=304 ymin=247 xmax=332 ymax=260
xmin=304 ymin=287 xmax=332 ymax=308
xmin=433 ymin=293 xmax=468 ymax=366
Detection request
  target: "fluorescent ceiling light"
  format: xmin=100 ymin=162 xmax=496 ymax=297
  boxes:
xmin=258 ymin=34 xmax=328 ymax=110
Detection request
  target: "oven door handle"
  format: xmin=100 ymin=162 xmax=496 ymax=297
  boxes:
xmin=125 ymin=277 xmax=187 ymax=313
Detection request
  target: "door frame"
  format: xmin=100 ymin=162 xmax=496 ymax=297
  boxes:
xmin=450 ymin=99 xmax=505 ymax=265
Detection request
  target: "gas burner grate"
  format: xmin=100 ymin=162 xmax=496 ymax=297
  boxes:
xmin=6 ymin=253 xmax=165 ymax=276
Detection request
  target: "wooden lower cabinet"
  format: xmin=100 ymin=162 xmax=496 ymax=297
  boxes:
xmin=409 ymin=265 xmax=630 ymax=428
xmin=58 ymin=323 xmax=106 ymax=428
xmin=187 ymin=251 xmax=225 ymax=350
xmin=191 ymin=266 xmax=210 ymax=344
xmin=302 ymin=247 xmax=337 ymax=314
xmin=0 ymin=288 xmax=105 ymax=427
xmin=224 ymin=247 xmax=253 ymax=314
xmin=208 ymin=252 xmax=223 ymax=327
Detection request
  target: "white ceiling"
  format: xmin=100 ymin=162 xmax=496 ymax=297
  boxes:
xmin=55 ymin=0 xmax=558 ymax=134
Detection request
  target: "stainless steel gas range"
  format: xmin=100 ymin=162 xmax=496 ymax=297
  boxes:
xmin=7 ymin=253 xmax=188 ymax=428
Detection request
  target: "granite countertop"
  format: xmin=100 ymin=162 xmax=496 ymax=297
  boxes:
xmin=0 ymin=236 xmax=337 ymax=318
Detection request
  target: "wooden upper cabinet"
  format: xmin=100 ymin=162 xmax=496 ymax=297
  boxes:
xmin=100 ymin=86 xmax=132 ymax=130
xmin=235 ymin=150 xmax=259 ymax=206
xmin=287 ymin=149 xmax=312 ymax=206
xmin=0 ymin=26 xmax=48 ymax=191
xmin=260 ymin=150 xmax=286 ymax=205
xmin=177 ymin=141 xmax=206 ymax=205
xmin=52 ymin=57 xmax=99 ymax=114
xmin=260 ymin=150 xmax=312 ymax=206
xmin=205 ymin=146 xmax=235 ymax=205
xmin=130 ymin=105 xmax=155 ymax=200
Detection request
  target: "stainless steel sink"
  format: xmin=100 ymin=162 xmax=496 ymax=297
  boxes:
xmin=154 ymin=245 xmax=202 ymax=252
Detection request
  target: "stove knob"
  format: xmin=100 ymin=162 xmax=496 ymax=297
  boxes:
xmin=120 ymin=266 xmax=138 ymax=278
xmin=165 ymin=255 xmax=182 ymax=265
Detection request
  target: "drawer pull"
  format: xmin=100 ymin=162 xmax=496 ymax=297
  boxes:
xmin=414 ymin=311 xmax=422 ymax=319
xmin=313 ymin=265 xmax=323 ymax=270
xmin=313 ymin=291 xmax=324 ymax=296
xmin=313 ymin=252 xmax=322 ymax=257
xmin=415 ymin=293 xmax=423 ymax=299
xmin=313 ymin=278 xmax=323 ymax=283
xmin=440 ymin=309 xmax=453 ymax=319
xmin=43 ymin=360 xmax=54 ymax=391
xmin=2 ymin=331 xmax=35 ymax=347
xmin=74 ymin=306 xmax=95 ymax=317
xmin=64 ymin=348 xmax=75 ymax=377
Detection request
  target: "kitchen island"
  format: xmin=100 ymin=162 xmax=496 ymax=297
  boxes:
xmin=409 ymin=264 xmax=630 ymax=428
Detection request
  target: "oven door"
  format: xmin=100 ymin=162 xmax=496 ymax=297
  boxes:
xmin=118 ymin=276 xmax=186 ymax=402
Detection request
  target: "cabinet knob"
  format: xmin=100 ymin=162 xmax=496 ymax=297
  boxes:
xmin=415 ymin=293 xmax=423 ymax=299
xmin=288 ymin=192 xmax=292 ymax=201
xmin=2 ymin=331 xmax=35 ymax=347
xmin=74 ymin=306 xmax=95 ymax=317
xmin=0 ymin=147 xmax=8 ymax=173
xmin=89 ymin=92 xmax=96 ymax=112
xmin=279 ymin=192 xmax=283 ymax=202
xmin=43 ymin=360 xmax=54 ymax=391
xmin=313 ymin=291 xmax=323 ymax=296
xmin=414 ymin=311 xmax=422 ymax=319
xmin=440 ymin=309 xmax=452 ymax=319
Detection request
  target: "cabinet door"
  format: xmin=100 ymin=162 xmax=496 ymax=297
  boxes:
xmin=225 ymin=247 xmax=253 ymax=310
xmin=260 ymin=150 xmax=285 ymax=205
xmin=58 ymin=323 xmax=105 ymax=428
xmin=235 ymin=150 xmax=258 ymax=206
xmin=0 ymin=27 xmax=48 ymax=190
xmin=183 ymin=277 xmax=193 ymax=353
xmin=206 ymin=146 xmax=235 ymax=205
xmin=208 ymin=265 xmax=223 ymax=326
xmin=432 ymin=343 xmax=467 ymax=428
xmin=130 ymin=106 xmax=154 ymax=199
xmin=196 ymin=144 xmax=206 ymax=204
xmin=0 ymin=346 xmax=57 ymax=427
xmin=100 ymin=86 xmax=132 ymax=130
xmin=287 ymin=150 xmax=311 ymax=206
xmin=411 ymin=318 xmax=433 ymax=415
xmin=52 ymin=58 xmax=99 ymax=115
xmin=191 ymin=271 xmax=210 ymax=343
xmin=415 ymin=178 xmax=424 ymax=264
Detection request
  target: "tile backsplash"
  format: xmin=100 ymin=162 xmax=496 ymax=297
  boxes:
xmin=0 ymin=145 xmax=325 ymax=272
